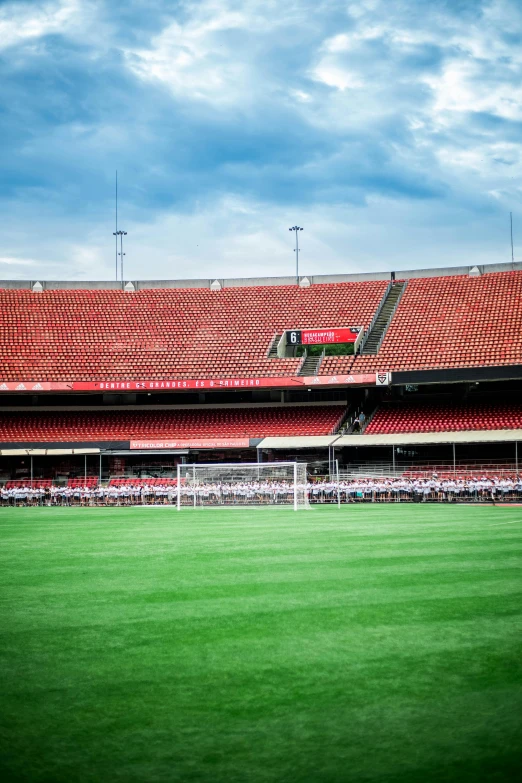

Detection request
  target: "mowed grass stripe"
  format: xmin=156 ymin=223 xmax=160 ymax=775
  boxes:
xmin=1 ymin=505 xmax=521 ymax=783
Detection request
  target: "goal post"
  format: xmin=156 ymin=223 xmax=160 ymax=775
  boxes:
xmin=176 ymin=461 xmax=309 ymax=510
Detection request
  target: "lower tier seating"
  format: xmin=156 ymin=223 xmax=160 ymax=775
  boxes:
xmin=0 ymin=405 xmax=345 ymax=442
xmin=68 ymin=477 xmax=98 ymax=488
xmin=366 ymin=399 xmax=522 ymax=434
xmin=108 ymin=478 xmax=177 ymax=486
xmin=5 ymin=479 xmax=52 ymax=488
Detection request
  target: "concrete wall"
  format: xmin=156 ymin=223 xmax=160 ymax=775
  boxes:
xmin=2 ymin=260 xmax=522 ymax=291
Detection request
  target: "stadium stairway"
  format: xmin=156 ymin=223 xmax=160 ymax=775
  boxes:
xmin=267 ymin=335 xmax=282 ymax=358
xmin=298 ymin=352 xmax=323 ymax=376
xmin=360 ymin=282 xmax=406 ymax=355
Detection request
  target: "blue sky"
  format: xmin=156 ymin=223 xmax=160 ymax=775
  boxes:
xmin=1 ymin=0 xmax=521 ymax=280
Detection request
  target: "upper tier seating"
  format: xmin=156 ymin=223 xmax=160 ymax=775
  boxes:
xmin=0 ymin=282 xmax=386 ymax=382
xmin=351 ymin=271 xmax=522 ymax=373
xmin=320 ymin=271 xmax=522 ymax=376
xmin=0 ymin=405 xmax=345 ymax=442
xmin=366 ymin=399 xmax=522 ymax=434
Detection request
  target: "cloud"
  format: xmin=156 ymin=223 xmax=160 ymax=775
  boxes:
xmin=0 ymin=0 xmax=87 ymax=51
xmin=0 ymin=0 xmax=522 ymax=282
xmin=0 ymin=256 xmax=37 ymax=266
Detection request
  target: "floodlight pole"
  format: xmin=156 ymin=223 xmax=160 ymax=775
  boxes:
xmin=115 ymin=171 xmax=118 ymax=281
xmin=120 ymin=231 xmax=127 ymax=283
xmin=289 ymin=226 xmax=303 ymax=283
xmin=113 ymin=230 xmax=127 ymax=285
xmin=511 ymin=212 xmax=515 ymax=270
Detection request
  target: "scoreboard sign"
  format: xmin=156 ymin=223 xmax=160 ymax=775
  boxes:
xmin=286 ymin=327 xmax=361 ymax=346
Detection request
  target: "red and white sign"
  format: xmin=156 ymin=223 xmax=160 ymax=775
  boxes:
xmin=0 ymin=372 xmax=389 ymax=393
xmin=0 ymin=382 xmax=70 ymax=393
xmin=130 ymin=439 xmax=250 ymax=450
xmin=376 ymin=372 xmax=391 ymax=386
xmin=301 ymin=328 xmax=361 ymax=345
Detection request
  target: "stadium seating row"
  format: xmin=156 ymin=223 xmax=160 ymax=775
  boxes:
xmin=366 ymin=399 xmax=522 ymax=434
xmin=67 ymin=477 xmax=98 ymax=488
xmin=108 ymin=478 xmax=177 ymax=486
xmin=1 ymin=271 xmax=521 ymax=382
xmin=350 ymin=271 xmax=522 ymax=373
xmin=4 ymin=480 xmax=53 ymax=488
xmin=0 ymin=282 xmax=385 ymax=381
xmin=0 ymin=405 xmax=344 ymax=442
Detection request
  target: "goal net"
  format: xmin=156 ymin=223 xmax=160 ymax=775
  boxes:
xmin=176 ymin=462 xmax=310 ymax=510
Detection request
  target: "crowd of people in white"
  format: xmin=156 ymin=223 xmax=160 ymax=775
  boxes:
xmin=2 ymin=476 xmax=522 ymax=506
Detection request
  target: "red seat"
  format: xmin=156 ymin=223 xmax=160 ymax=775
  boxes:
xmin=0 ymin=405 xmax=345 ymax=442
xmin=366 ymin=399 xmax=522 ymax=435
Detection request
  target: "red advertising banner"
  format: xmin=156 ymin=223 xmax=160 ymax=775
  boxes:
xmin=0 ymin=373 xmax=388 ymax=393
xmin=130 ymin=439 xmax=250 ymax=450
xmin=301 ymin=328 xmax=361 ymax=345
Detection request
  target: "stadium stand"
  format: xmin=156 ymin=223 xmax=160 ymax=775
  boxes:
xmin=2 ymin=267 xmax=522 ymax=483
xmin=322 ymin=270 xmax=522 ymax=375
xmin=0 ymin=405 xmax=345 ymax=442
xmin=0 ymin=282 xmax=386 ymax=382
xmin=366 ymin=399 xmax=522 ymax=434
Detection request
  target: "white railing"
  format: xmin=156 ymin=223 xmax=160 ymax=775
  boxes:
xmin=315 ymin=347 xmax=326 ymax=376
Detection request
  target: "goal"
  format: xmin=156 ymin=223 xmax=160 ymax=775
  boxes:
xmin=176 ymin=461 xmax=310 ymax=510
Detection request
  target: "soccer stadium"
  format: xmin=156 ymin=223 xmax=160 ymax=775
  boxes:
xmin=2 ymin=263 xmax=522 ymax=496
xmin=3 ymin=0 xmax=522 ymax=780
xmin=1 ymin=262 xmax=522 ymax=781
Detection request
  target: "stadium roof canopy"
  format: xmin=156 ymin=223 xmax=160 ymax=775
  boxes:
xmin=259 ymin=430 xmax=522 ymax=449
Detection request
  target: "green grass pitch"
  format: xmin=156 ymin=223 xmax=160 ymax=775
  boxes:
xmin=1 ymin=505 xmax=521 ymax=783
